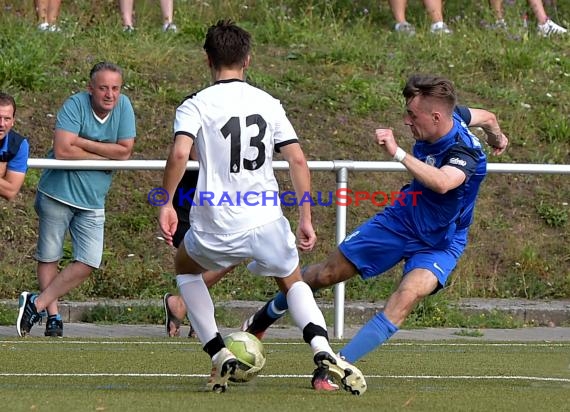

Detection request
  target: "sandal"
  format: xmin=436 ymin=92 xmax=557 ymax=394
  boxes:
xmin=163 ymin=293 xmax=182 ymax=337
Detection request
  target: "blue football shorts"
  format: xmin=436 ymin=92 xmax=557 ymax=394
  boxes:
xmin=338 ymin=211 xmax=468 ymax=288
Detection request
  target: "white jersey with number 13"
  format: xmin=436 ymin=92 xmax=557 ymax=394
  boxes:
xmin=174 ymin=79 xmax=299 ymax=234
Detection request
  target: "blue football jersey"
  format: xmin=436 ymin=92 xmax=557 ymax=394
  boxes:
xmin=386 ymin=106 xmax=487 ymax=247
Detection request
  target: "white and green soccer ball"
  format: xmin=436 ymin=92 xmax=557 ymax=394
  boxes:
xmin=223 ymin=331 xmax=266 ymax=382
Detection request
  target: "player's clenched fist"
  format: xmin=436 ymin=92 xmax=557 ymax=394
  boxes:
xmin=375 ymin=128 xmax=398 ymax=158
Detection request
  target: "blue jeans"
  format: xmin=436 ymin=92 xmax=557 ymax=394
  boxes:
xmin=34 ymin=191 xmax=105 ymax=268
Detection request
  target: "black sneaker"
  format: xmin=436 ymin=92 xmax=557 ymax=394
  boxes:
xmin=240 ymin=300 xmax=279 ymax=340
xmin=16 ymin=292 xmax=41 ymax=337
xmin=45 ymin=316 xmax=63 ymax=337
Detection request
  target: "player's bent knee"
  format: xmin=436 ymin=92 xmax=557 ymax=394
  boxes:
xmin=313 ymin=264 xmax=347 ymax=288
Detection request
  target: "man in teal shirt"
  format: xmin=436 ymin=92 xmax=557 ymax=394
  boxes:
xmin=17 ymin=62 xmax=136 ymax=337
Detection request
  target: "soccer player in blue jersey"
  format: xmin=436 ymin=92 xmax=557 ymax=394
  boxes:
xmin=242 ymin=74 xmax=509 ymax=391
xmin=0 ymin=92 xmax=29 ymax=201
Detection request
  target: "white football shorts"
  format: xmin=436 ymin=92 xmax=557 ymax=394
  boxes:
xmin=183 ymin=216 xmax=299 ymax=277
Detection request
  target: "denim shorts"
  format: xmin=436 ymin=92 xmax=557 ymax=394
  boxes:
xmin=34 ymin=191 xmax=105 ymax=268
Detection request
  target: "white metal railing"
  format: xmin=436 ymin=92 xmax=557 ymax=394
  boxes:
xmin=27 ymin=159 xmax=570 ymax=338
xmin=27 ymin=158 xmax=570 ymax=174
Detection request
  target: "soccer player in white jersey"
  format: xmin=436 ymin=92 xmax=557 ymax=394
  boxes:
xmin=158 ymin=19 xmax=367 ymax=395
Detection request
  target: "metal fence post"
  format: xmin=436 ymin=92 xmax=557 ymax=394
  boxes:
xmin=334 ymin=166 xmax=349 ymax=339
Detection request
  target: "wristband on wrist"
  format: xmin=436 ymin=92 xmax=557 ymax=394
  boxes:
xmin=393 ymin=147 xmax=406 ymax=162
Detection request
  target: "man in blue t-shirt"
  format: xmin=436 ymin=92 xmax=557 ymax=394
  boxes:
xmin=0 ymin=92 xmax=29 ymax=201
xmin=16 ymin=62 xmax=136 ymax=338
xmin=242 ymin=74 xmax=509 ymax=391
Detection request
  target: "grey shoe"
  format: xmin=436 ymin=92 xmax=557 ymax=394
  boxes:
xmin=162 ymin=23 xmax=177 ymax=33
xmin=431 ymin=22 xmax=453 ymax=34
xmin=394 ymin=21 xmax=416 ymax=36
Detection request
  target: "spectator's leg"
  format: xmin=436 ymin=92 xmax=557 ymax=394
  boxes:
xmin=489 ymin=0 xmax=504 ymax=21
xmin=532 ymin=0 xmax=567 ymax=35
xmin=47 ymin=0 xmax=61 ymax=25
xmin=388 ymin=0 xmax=408 ymax=24
xmin=159 ymin=0 xmax=174 ymax=25
xmin=37 ymin=262 xmax=60 ymax=317
xmin=423 ymin=0 xmax=444 ymax=24
xmin=528 ymin=0 xmax=549 ymax=24
xmin=35 ymin=0 xmax=48 ymax=29
xmin=159 ymin=0 xmax=176 ymax=31
xmin=34 ymin=262 xmax=94 ymax=313
xmin=119 ymin=0 xmax=135 ymax=28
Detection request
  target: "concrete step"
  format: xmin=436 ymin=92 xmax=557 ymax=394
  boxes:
xmin=3 ymin=298 xmax=569 ymax=326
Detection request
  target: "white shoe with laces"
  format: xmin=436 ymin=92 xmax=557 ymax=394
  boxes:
xmin=537 ymin=19 xmax=567 ymax=37
xmin=313 ymin=351 xmax=367 ymax=395
xmin=206 ymin=348 xmax=238 ymax=393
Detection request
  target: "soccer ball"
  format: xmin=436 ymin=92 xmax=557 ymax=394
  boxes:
xmin=223 ymin=331 xmax=266 ymax=382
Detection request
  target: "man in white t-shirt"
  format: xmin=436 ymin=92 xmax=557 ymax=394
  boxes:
xmin=159 ymin=19 xmax=366 ymax=395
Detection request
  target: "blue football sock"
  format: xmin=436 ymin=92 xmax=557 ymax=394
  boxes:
xmin=339 ymin=312 xmax=398 ymax=363
xmin=268 ymin=265 xmax=318 ymax=319
xmin=267 ymin=291 xmax=288 ymax=319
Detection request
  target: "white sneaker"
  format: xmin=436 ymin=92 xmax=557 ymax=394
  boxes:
xmin=163 ymin=23 xmax=177 ymax=33
xmin=491 ymin=19 xmax=508 ymax=30
xmin=37 ymin=22 xmax=49 ymax=31
xmin=430 ymin=21 xmax=453 ymax=34
xmin=537 ymin=19 xmax=567 ymax=37
xmin=394 ymin=21 xmax=416 ymax=36
xmin=206 ymin=348 xmax=238 ymax=393
xmin=313 ymin=351 xmax=367 ymax=395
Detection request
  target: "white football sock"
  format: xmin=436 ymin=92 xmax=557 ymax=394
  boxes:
xmin=177 ymin=274 xmax=218 ymax=344
xmin=286 ymin=281 xmax=334 ymax=355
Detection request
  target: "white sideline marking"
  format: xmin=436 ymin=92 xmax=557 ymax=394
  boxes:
xmin=0 ymin=373 xmax=568 ymax=383
xmin=1 ymin=340 xmax=569 ymax=347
